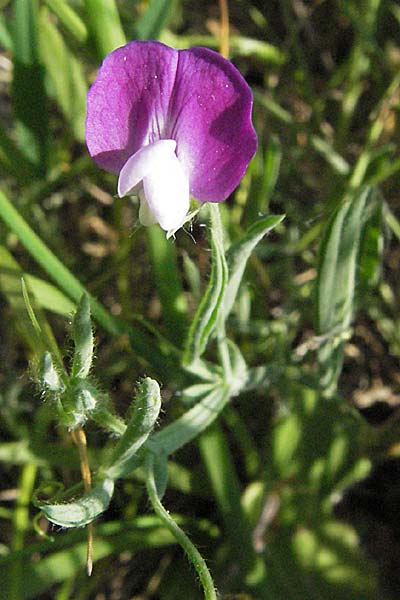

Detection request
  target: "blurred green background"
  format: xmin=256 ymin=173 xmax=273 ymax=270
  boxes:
xmin=1 ymin=0 xmax=400 ymax=598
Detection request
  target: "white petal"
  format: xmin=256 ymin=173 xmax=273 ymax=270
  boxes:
xmin=142 ymin=151 xmax=190 ymax=232
xmin=118 ymin=139 xmax=177 ymax=197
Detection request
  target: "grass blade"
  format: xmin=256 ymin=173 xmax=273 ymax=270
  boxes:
xmin=43 ymin=0 xmax=88 ymax=43
xmin=135 ymin=0 xmax=177 ymax=40
xmin=11 ymin=0 xmax=48 ymax=171
xmin=147 ymin=226 xmax=188 ymax=345
xmin=39 ymin=7 xmax=87 ymax=141
xmin=84 ymin=0 xmax=126 ymax=59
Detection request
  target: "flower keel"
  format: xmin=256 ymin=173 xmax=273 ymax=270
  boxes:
xmin=118 ymin=140 xmax=190 ymax=232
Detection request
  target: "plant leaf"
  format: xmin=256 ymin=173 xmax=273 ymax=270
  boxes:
xmin=71 ymin=294 xmax=93 ymax=379
xmin=104 ymin=378 xmax=162 ymax=479
xmin=223 ymin=214 xmax=285 ymax=319
xmin=183 ymin=204 xmax=228 ymax=364
xmin=147 ymin=384 xmax=230 ymax=456
xmin=38 ymin=478 xmax=114 ymax=528
xmin=315 ymin=186 xmax=378 ymax=392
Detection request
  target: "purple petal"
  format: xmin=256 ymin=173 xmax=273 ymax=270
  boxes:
xmin=168 ymin=47 xmax=257 ymax=202
xmin=86 ymin=41 xmax=178 ymax=174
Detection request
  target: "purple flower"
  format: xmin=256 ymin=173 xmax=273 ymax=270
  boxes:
xmin=86 ymin=41 xmax=257 ymax=233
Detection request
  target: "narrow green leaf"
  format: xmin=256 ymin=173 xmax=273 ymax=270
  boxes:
xmin=12 ymin=0 xmax=39 ymax=63
xmin=316 ymin=187 xmax=378 ymax=391
xmin=226 ymin=340 xmax=248 ymax=395
xmin=21 ymin=277 xmax=42 ymax=340
xmin=71 ymin=294 xmax=93 ymax=379
xmin=182 ymin=250 xmax=201 ymax=300
xmin=43 ymin=0 xmax=88 ymax=43
xmin=135 ymin=0 xmax=177 ymax=40
xmin=91 ymin=401 xmax=126 ymax=437
xmin=358 ymin=199 xmax=383 ymax=291
xmin=147 ymin=385 xmax=230 ymax=456
xmin=84 ymin=0 xmax=126 ymax=59
xmin=224 ymin=214 xmax=285 ymax=318
xmin=316 ymin=188 xmax=376 ymax=332
xmin=38 ymin=478 xmax=114 ymax=528
xmin=183 ymin=357 xmax=222 ymax=383
xmin=181 ymin=383 xmax=217 ymax=406
xmin=104 ymin=378 xmax=162 ymax=479
xmin=39 ymin=8 xmax=87 ymax=141
xmin=184 ymin=204 xmax=228 ymax=364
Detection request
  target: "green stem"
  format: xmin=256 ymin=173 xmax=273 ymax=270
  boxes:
xmin=145 ymin=453 xmax=217 ymax=600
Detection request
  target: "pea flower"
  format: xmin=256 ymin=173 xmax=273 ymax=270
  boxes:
xmin=86 ymin=41 xmax=257 ymax=234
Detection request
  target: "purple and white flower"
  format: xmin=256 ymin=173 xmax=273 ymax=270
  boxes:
xmin=86 ymin=41 xmax=257 ymax=233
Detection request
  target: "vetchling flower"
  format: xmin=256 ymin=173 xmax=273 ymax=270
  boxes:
xmin=86 ymin=41 xmax=257 ymax=234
